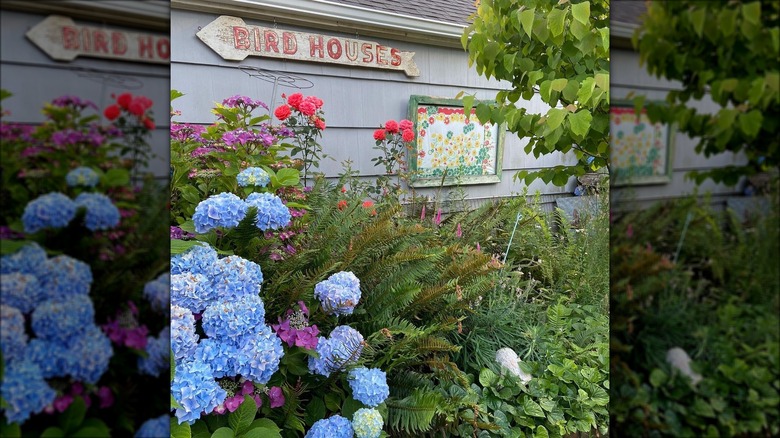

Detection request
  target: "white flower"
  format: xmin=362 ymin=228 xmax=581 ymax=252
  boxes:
xmin=495 ymin=347 xmax=532 ymax=384
xmin=665 ymin=347 xmax=702 ymax=385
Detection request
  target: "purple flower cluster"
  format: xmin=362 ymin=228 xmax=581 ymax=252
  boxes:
xmin=50 ymin=95 xmax=98 ymax=110
xmin=222 ymin=129 xmax=275 ymax=149
xmin=272 ymin=301 xmax=319 ymax=350
xmin=308 ymin=325 xmax=364 ymax=377
xmin=170 ymin=225 xmax=195 ymax=240
xmin=314 ymin=271 xmax=361 ymax=316
xmin=170 ymin=122 xmax=207 ymax=142
xmin=221 ymin=95 xmax=267 ymax=111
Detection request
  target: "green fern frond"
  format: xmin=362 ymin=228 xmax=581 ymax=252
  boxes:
xmin=386 ymin=390 xmax=443 ymax=434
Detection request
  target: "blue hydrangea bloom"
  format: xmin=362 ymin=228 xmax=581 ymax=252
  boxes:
xmin=172 ymin=359 xmax=227 ymax=424
xmin=1 ymin=359 xmax=57 ymax=424
xmin=0 ymin=242 xmax=48 ymax=276
xmin=309 ymin=326 xmax=364 ymax=377
xmin=305 ymin=415 xmax=354 ymax=438
xmin=22 ymin=192 xmax=77 ymax=233
xmin=24 ymin=338 xmax=72 ymax=379
xmin=138 ymin=327 xmax=170 ymax=377
xmin=237 ymin=167 xmax=270 ymax=187
xmin=171 ymin=243 xmax=218 ymax=276
xmin=31 ymin=295 xmax=94 ymax=342
xmin=234 ymin=324 xmax=284 ymax=384
xmin=245 ymin=192 xmax=291 ymax=231
xmin=65 ymin=324 xmax=113 ymax=384
xmin=0 ymin=304 xmax=28 ymax=363
xmin=193 ymin=337 xmax=238 ymax=378
xmin=65 ymin=166 xmax=100 ymax=187
xmin=74 ymin=192 xmax=121 ymax=231
xmin=211 ymin=256 xmax=264 ymax=300
xmin=1 ymin=272 xmax=44 ymax=313
xmin=202 ymin=294 xmax=266 ymax=339
xmin=348 ymin=367 xmax=389 ymax=407
xmin=37 ymin=255 xmax=93 ymax=300
xmin=143 ymin=273 xmax=169 ymax=314
xmin=135 ymin=414 xmax=170 ymax=438
xmin=171 ymin=273 xmax=214 ymax=314
xmin=172 ymin=305 xmax=199 ymax=360
xmin=192 ymin=192 xmax=248 ymax=234
xmin=314 ymin=271 xmax=361 ymax=316
xmin=352 ymin=408 xmax=384 ymax=438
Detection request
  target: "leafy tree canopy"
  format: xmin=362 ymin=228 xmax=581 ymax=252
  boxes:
xmin=462 ymin=0 xmax=610 ymax=187
xmin=634 ymin=0 xmax=779 ymax=185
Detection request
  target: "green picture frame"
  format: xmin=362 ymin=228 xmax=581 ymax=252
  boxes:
xmin=610 ymin=100 xmax=675 ymax=186
xmin=407 ymin=95 xmax=504 ymax=187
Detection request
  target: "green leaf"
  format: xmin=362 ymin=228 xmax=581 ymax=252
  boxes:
xmin=60 ymin=397 xmax=86 ymax=433
xmin=171 ymin=89 xmax=185 ymax=101
xmin=171 ymin=418 xmax=192 ymax=438
xmin=741 ymin=2 xmax=760 ymax=25
xmin=211 ymin=427 xmax=235 ymax=438
xmin=341 ymin=396 xmax=365 ymax=419
xmin=528 ymin=70 xmax=544 ymax=87
xmin=0 ymin=239 xmax=33 ymax=255
xmin=40 ymin=428 xmax=65 ymax=438
xmin=249 ymin=419 xmax=281 ymax=432
xmin=523 ymin=398 xmax=545 ymax=417
xmin=533 ymin=425 xmax=550 ymax=438
xmin=479 ymin=368 xmax=499 ymax=387
xmin=552 ymin=171 xmax=570 ymax=186
xmin=551 ymin=78 xmax=568 ymax=92
xmin=475 ymin=103 xmax=492 ymax=123
xmin=172 ymin=239 xmax=201 ymax=255
xmin=0 ymin=421 xmax=21 ymax=438
xmin=548 ymin=8 xmax=567 ymax=38
xmin=571 ymin=1 xmax=590 ymax=25
xmin=241 ymin=428 xmax=282 ymax=438
xmin=540 ymin=80 xmax=553 ymax=102
xmin=568 ymin=110 xmax=593 ymax=139
xmin=738 ymin=110 xmax=763 ymax=138
xmin=228 ymin=396 xmax=257 ymax=435
xmin=594 ymin=73 xmax=609 ymax=92
xmin=304 ymin=397 xmax=327 ymax=425
xmin=103 ymin=168 xmax=130 ymax=187
xmin=718 ymin=8 xmax=737 ymax=37
xmin=649 ymin=368 xmax=668 ymax=387
xmin=483 ymin=42 xmax=500 ymax=62
xmin=690 ymin=8 xmax=706 ymax=38
xmin=462 ymin=95 xmax=475 ymax=119
xmin=276 ymin=168 xmax=300 ymax=187
xmin=577 ymin=77 xmax=595 ymax=104
xmin=692 ymin=398 xmax=716 ymax=418
xmin=192 ymin=421 xmax=211 ymax=438
xmin=545 ymin=108 xmax=567 ymax=131
xmin=562 ymin=80 xmax=579 ymax=102
xmin=570 ymin=19 xmax=590 ymax=41
xmin=519 ymin=8 xmax=535 ymax=37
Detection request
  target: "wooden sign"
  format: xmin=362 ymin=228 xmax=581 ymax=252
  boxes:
xmin=26 ymin=15 xmax=170 ymax=64
xmin=197 ymin=16 xmax=420 ymax=77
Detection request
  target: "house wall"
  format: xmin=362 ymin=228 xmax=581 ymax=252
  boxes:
xmin=611 ymin=46 xmax=747 ymax=210
xmin=0 ymin=9 xmax=170 ymax=181
xmin=170 ymin=9 xmax=580 ymax=210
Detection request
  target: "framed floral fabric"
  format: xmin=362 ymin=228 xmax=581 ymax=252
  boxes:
xmin=407 ymin=95 xmax=504 ymax=187
xmin=610 ymin=101 xmax=675 ymax=185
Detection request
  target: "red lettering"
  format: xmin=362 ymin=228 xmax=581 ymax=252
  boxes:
xmin=264 ymin=30 xmax=280 ymax=53
xmin=282 ymin=32 xmax=297 ymax=54
xmin=82 ymin=28 xmax=91 ymax=52
xmin=376 ymin=45 xmax=388 ymax=66
xmin=361 ymin=43 xmax=373 ymax=63
xmin=138 ymin=36 xmax=153 ymax=58
xmin=309 ymin=35 xmax=324 ymax=58
xmin=254 ymin=28 xmax=261 ymax=51
xmin=390 ymin=47 xmax=402 ymax=66
xmin=93 ymin=30 xmax=109 ymax=53
xmin=156 ymin=38 xmax=170 ymax=60
xmin=344 ymin=40 xmax=358 ymax=61
xmin=112 ymin=32 xmax=127 ymax=55
xmin=233 ymin=26 xmax=250 ymax=49
xmin=326 ymin=38 xmax=342 ymax=59
xmin=62 ymin=26 xmax=79 ymax=49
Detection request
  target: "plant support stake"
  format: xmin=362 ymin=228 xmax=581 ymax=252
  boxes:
xmin=673 ymin=211 xmax=693 ymax=264
xmin=503 ymin=211 xmax=522 ymax=265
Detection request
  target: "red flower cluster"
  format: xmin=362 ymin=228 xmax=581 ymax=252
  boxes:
xmin=274 ymin=92 xmax=326 ymax=130
xmin=104 ymin=92 xmax=155 ymax=130
xmin=373 ymin=118 xmax=415 ymax=143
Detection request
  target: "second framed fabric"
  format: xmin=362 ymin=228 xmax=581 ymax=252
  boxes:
xmin=407 ymin=95 xmax=504 ymax=187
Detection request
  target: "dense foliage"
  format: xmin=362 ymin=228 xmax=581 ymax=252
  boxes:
xmin=634 ymin=0 xmax=780 ymax=184
xmin=463 ymin=0 xmax=610 ymax=185
xmin=611 ymin=196 xmax=780 ymax=436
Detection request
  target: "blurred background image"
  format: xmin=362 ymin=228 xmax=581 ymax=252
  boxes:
xmin=1 ymin=1 xmax=170 ymax=436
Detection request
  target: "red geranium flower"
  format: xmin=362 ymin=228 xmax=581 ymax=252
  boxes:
xmin=373 ymin=129 xmax=386 ymax=141
xmin=104 ymin=104 xmax=121 ymax=121
xmin=385 ymin=120 xmax=399 ymax=133
xmin=117 ymin=92 xmax=133 ymax=109
xmin=275 ymin=105 xmax=291 ymax=120
xmin=399 ymin=119 xmax=413 ymax=131
xmin=299 ymin=100 xmax=316 ymax=116
xmin=287 ymin=93 xmax=303 ymax=109
xmin=402 ymin=128 xmax=414 ymax=142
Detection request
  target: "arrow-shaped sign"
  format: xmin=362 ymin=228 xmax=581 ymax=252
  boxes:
xmin=26 ymin=15 xmax=169 ymax=64
xmin=197 ymin=16 xmax=420 ymax=77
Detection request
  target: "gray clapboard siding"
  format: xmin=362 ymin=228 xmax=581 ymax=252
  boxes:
xmin=171 ymin=9 xmax=579 ymax=201
xmin=0 ymin=9 xmax=170 ymax=180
